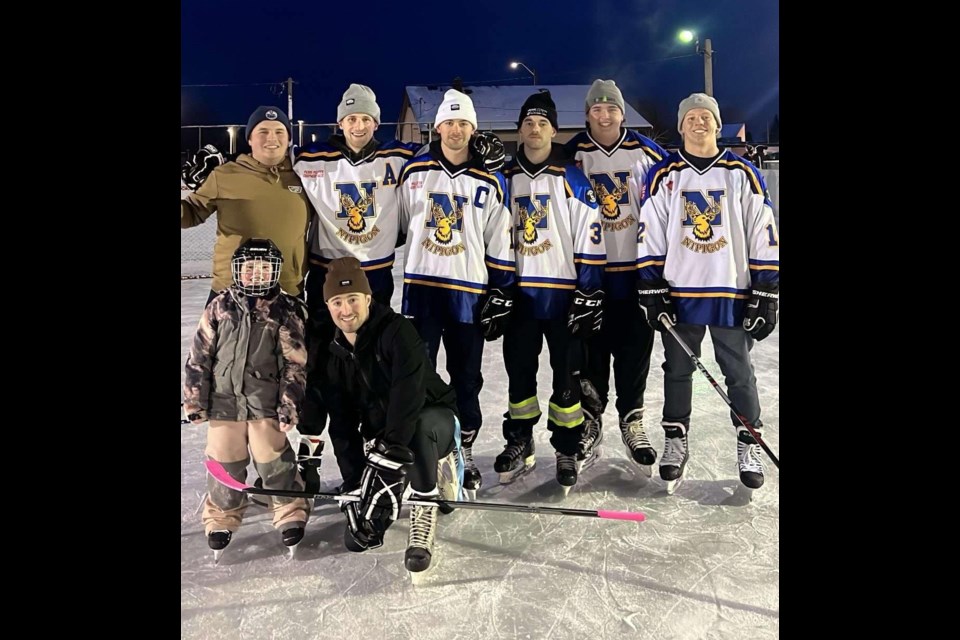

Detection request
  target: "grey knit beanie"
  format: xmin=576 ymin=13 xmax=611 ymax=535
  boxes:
xmin=337 ymin=84 xmax=381 ymax=124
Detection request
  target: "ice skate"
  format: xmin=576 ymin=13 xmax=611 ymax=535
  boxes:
xmin=460 ymin=429 xmax=481 ymax=501
xmin=620 ymin=409 xmax=657 ymax=478
xmin=736 ymin=427 xmax=764 ymax=493
xmin=208 ymin=530 xmax=232 ymax=565
xmin=660 ymin=424 xmax=689 ymax=495
xmin=555 ymin=452 xmax=582 ymax=496
xmin=494 ymin=437 xmax=536 ymax=484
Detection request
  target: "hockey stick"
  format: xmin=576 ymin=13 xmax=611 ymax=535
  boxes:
xmin=205 ymin=460 xmax=645 ymax=522
xmin=660 ymin=315 xmax=780 ymax=469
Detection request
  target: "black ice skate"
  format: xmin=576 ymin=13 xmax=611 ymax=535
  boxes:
xmin=281 ymin=525 xmax=305 ymax=558
xmin=619 ymin=409 xmax=657 ymax=478
xmin=660 ymin=424 xmax=689 ymax=494
xmin=556 ymin=452 xmax=582 ymax=496
xmin=208 ymin=530 xmax=232 ymax=565
xmin=405 ymin=493 xmax=439 ymax=582
xmin=736 ymin=427 xmax=764 ymax=492
xmin=460 ymin=429 xmax=482 ymax=501
xmin=494 ymin=437 xmax=536 ymax=484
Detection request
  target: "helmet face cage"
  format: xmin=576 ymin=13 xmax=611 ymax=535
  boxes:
xmin=231 ymin=239 xmax=283 ymax=297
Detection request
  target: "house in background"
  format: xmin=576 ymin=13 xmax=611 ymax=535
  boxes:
xmin=720 ymin=123 xmax=746 ymax=142
xmin=396 ymin=84 xmax=653 ymax=157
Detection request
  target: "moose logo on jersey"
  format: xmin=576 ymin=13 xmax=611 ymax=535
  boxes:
xmin=336 ymin=182 xmax=378 ymax=233
xmin=590 ymin=171 xmax=631 ymax=220
xmin=515 ymin=195 xmax=550 ymax=244
xmin=426 ymin=193 xmax=468 ymax=245
xmin=681 ymin=190 xmax=725 ymax=242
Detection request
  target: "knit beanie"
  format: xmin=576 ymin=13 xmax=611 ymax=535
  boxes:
xmin=245 ymin=105 xmax=292 ymax=141
xmin=337 ymin=84 xmax=381 ymax=124
xmin=517 ymin=90 xmax=558 ymax=130
xmin=323 ymin=257 xmax=373 ymax=302
xmin=434 ymin=89 xmax=478 ymax=129
xmin=677 ymin=93 xmax=722 ymax=134
xmin=585 ymin=79 xmax=625 ymax=114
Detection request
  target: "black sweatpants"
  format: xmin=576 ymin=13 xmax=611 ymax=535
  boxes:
xmin=411 ymin=316 xmax=485 ymax=434
xmin=582 ymin=296 xmax=654 ymax=419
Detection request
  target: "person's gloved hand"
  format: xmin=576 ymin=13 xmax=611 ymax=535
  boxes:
xmin=470 ymin=131 xmax=506 ymax=173
xmin=181 ymin=144 xmax=225 ymax=191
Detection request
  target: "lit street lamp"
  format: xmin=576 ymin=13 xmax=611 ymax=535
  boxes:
xmin=678 ymin=30 xmax=714 ymax=97
xmin=509 ymin=61 xmax=538 ymax=85
xmin=227 ymin=126 xmax=237 ymax=155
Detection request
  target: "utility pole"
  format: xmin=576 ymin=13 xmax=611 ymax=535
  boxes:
xmin=286 ymin=77 xmax=295 ymax=121
xmin=703 ymin=39 xmax=714 ymax=97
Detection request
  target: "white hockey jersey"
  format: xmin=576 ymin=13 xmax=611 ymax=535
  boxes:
xmin=564 ymin=129 xmax=666 ymax=300
xmin=638 ymin=149 xmax=780 ymax=327
xmin=294 ymin=138 xmax=419 ymax=295
xmin=397 ymin=143 xmax=516 ymax=323
xmin=503 ymin=145 xmax=606 ymax=320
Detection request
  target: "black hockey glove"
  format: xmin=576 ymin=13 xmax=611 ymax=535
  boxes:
xmin=742 ymin=283 xmax=779 ymax=341
xmin=470 ymin=131 xmax=506 ymax=173
xmin=638 ymin=278 xmax=677 ymax=332
xmin=342 ymin=440 xmax=414 ymax=551
xmin=181 ymin=144 xmax=225 ymax=191
xmin=568 ymin=289 xmax=604 ymax=338
xmin=479 ymin=287 xmax=514 ymax=341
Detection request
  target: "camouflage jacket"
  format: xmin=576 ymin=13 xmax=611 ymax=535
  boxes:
xmin=183 ymin=288 xmax=307 ymax=424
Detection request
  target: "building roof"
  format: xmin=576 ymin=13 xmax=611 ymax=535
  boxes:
xmin=720 ymin=123 xmax=746 ymax=140
xmin=403 ymin=85 xmax=652 ymax=132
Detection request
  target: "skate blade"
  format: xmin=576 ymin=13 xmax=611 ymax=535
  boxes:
xmin=497 ymin=460 xmax=537 ymax=484
xmin=665 ymin=476 xmax=684 ymax=495
xmin=630 ymin=461 xmax=653 ymax=478
xmin=194 ymin=491 xmax=208 ymax=516
xmin=285 ymin=543 xmax=300 ymax=560
xmin=408 ymin=558 xmax=438 ymax=585
xmin=559 ymin=483 xmax=574 ymax=497
xmin=580 ymin=447 xmax=602 ymax=472
xmin=212 ymin=549 xmax=224 ymax=565
xmin=462 ymin=488 xmax=477 ymax=501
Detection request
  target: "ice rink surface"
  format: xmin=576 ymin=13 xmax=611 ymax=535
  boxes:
xmin=181 ymin=261 xmax=779 ymax=640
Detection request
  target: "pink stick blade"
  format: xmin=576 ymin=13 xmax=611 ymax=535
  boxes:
xmin=204 ymin=460 xmax=252 ymax=491
xmin=597 ymin=510 xmax=646 ymax=522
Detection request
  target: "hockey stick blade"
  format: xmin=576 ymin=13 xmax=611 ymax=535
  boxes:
xmin=205 ymin=460 xmax=645 ymax=522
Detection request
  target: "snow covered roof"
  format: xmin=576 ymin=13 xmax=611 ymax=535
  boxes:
xmin=404 ymin=85 xmax=652 ymax=131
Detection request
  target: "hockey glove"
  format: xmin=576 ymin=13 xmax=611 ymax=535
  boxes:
xmin=470 ymin=131 xmax=506 ymax=173
xmin=343 ymin=440 xmax=414 ymax=550
xmin=181 ymin=144 xmax=225 ymax=191
xmin=638 ymin=279 xmax=676 ymax=332
xmin=479 ymin=287 xmax=514 ymax=341
xmin=568 ymin=289 xmax=604 ymax=338
xmin=742 ymin=283 xmax=779 ymax=341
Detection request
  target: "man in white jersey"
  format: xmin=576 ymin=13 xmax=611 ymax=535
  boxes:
xmin=563 ymin=80 xmax=666 ymax=477
xmin=637 ymin=93 xmax=779 ymax=492
xmin=497 ymin=91 xmax=606 ymax=494
xmin=396 ymin=89 xmax=516 ymax=500
xmin=291 ymin=85 xmax=421 ymax=491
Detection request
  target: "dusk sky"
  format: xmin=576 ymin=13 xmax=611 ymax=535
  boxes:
xmin=181 ymin=0 xmax=779 ymax=143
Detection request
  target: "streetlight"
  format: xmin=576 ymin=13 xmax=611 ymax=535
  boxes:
xmin=227 ymin=126 xmax=236 ymax=155
xmin=509 ymin=61 xmax=538 ymax=85
xmin=678 ymin=30 xmax=714 ymax=97
xmin=297 ymin=119 xmax=305 ymax=147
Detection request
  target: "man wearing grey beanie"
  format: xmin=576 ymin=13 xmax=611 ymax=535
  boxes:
xmin=562 ymin=80 xmax=666 ymax=479
xmin=292 ymin=84 xmax=425 ymax=491
xmin=636 ymin=92 xmax=779 ymax=493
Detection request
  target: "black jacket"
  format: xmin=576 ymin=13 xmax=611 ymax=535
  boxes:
xmin=325 ymin=301 xmax=458 ymax=486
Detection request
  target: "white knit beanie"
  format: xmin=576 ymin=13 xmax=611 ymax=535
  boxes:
xmin=434 ymin=89 xmax=477 ymax=129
